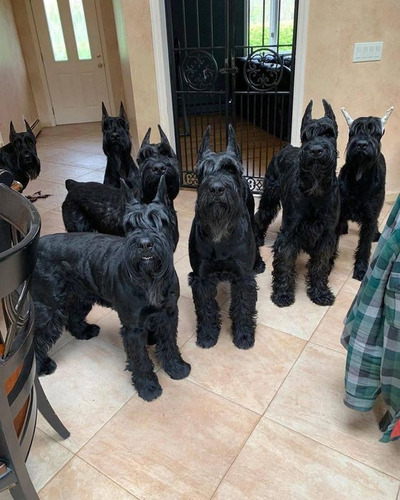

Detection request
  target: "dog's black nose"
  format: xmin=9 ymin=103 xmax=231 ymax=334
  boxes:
xmin=137 ymin=238 xmax=153 ymax=250
xmin=357 ymin=140 xmax=368 ymax=150
xmin=209 ymin=182 xmax=225 ymax=195
xmin=152 ymin=163 xmax=166 ymax=174
xmin=309 ymin=145 xmax=323 ymax=158
xmin=111 ymin=132 xmax=120 ymax=139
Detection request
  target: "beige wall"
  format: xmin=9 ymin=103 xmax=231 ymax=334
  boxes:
xmin=97 ymin=1 xmax=125 ymax=115
xmin=0 ymin=0 xmax=38 ymax=142
xmin=303 ymin=0 xmax=400 ymax=198
xmin=113 ymin=0 xmax=160 ymax=151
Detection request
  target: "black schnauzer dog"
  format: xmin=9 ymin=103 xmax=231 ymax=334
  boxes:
xmin=102 ymin=102 xmax=139 ymax=189
xmin=62 ymin=178 xmax=179 ymax=250
xmin=61 ymin=126 xmax=180 ymax=248
xmin=255 ymin=99 xmax=340 ymax=307
xmin=0 ymin=121 xmax=40 ymax=190
xmin=32 ymin=176 xmax=190 ymax=402
xmin=338 ymin=106 xmax=394 ymax=281
xmin=189 ymin=125 xmax=259 ymax=350
xmin=137 ymin=125 xmax=181 ymax=203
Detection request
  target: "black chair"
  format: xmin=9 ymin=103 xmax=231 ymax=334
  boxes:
xmin=0 ymin=183 xmax=69 ymax=499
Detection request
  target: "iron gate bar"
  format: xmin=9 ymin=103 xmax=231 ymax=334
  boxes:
xmin=165 ymin=0 xmax=299 ymax=193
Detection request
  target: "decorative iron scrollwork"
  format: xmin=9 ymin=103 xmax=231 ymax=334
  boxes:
xmin=244 ymin=48 xmax=284 ymax=92
xmin=181 ymin=50 xmax=219 ymax=91
xmin=183 ymin=172 xmax=198 ymax=187
xmin=246 ymin=176 xmax=265 ymax=193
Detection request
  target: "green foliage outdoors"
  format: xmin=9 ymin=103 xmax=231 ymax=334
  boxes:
xmin=249 ymin=21 xmax=294 ymax=50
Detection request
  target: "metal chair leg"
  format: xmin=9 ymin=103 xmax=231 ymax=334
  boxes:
xmin=34 ymin=377 xmax=70 ymax=439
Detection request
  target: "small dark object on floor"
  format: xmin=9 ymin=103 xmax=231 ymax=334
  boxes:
xmin=31 ymin=175 xmax=190 ymax=402
xmin=26 ymin=191 xmax=51 ymax=203
xmin=255 ymin=99 xmax=340 ymax=307
xmin=189 ymin=125 xmax=260 ymax=350
xmin=337 ymin=106 xmax=394 ymax=281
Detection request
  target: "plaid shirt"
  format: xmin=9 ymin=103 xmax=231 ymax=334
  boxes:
xmin=341 ymin=195 xmax=400 ymax=442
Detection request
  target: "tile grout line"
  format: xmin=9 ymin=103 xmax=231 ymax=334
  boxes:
xmin=263 ymin=414 xmax=400 ymax=486
xmin=209 ymin=413 xmax=263 ymax=500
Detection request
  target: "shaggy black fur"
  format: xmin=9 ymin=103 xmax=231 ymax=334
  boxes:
xmin=137 ymin=125 xmax=181 ymax=204
xmin=32 ymin=176 xmax=190 ymax=402
xmin=0 ymin=121 xmax=40 ymax=190
xmin=255 ymin=99 xmax=340 ymax=307
xmin=338 ymin=108 xmax=391 ymax=280
xmin=102 ymin=102 xmax=139 ymax=189
xmin=61 ymin=178 xmax=179 ymax=250
xmin=189 ymin=125 xmax=259 ymax=350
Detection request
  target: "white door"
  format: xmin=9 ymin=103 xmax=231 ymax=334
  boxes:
xmin=31 ymin=0 xmax=111 ymax=124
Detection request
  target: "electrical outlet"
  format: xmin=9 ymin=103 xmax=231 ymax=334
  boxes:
xmin=353 ymin=42 xmax=383 ymax=62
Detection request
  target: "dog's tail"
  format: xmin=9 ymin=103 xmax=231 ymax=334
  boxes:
xmin=65 ymin=179 xmax=79 ymax=192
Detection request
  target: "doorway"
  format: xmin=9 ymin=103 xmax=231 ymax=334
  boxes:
xmin=30 ymin=0 xmax=111 ymax=125
xmin=165 ymin=0 xmax=298 ymax=192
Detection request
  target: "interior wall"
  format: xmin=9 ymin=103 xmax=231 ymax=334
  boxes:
xmin=0 ymin=0 xmax=38 ymax=142
xmin=112 ymin=0 xmax=160 ymax=152
xmin=303 ymin=0 xmax=400 ymax=199
xmin=97 ymin=1 xmax=125 ymax=116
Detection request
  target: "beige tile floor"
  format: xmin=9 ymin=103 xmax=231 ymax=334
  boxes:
xmin=2 ymin=123 xmax=400 ymax=499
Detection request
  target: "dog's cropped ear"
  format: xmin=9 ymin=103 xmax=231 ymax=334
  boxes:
xmin=301 ymin=100 xmax=313 ymax=130
xmin=140 ymin=127 xmax=152 ymax=150
xmin=158 ymin=124 xmax=171 ymax=146
xmin=24 ymin=119 xmax=34 ymax=137
xmin=322 ymin=99 xmax=336 ymax=123
xmin=101 ymin=102 xmax=109 ymax=121
xmin=226 ymin=124 xmax=241 ymax=161
xmin=197 ymin=125 xmax=211 ymax=161
xmin=119 ymin=102 xmax=128 ymax=121
xmin=381 ymin=106 xmax=394 ymax=131
xmin=9 ymin=121 xmax=16 ymax=141
xmin=341 ymin=107 xmax=353 ymax=128
xmin=153 ymin=174 xmax=169 ymax=207
xmin=120 ymin=178 xmax=139 ymax=205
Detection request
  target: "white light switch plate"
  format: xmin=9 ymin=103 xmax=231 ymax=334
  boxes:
xmin=353 ymin=42 xmax=383 ymax=62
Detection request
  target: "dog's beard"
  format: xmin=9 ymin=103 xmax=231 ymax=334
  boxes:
xmin=123 ymin=241 xmax=174 ymax=307
xmin=197 ymin=188 xmax=242 ymax=243
xmin=22 ymin=157 xmax=41 ymax=179
xmin=299 ymin=148 xmax=336 ymax=197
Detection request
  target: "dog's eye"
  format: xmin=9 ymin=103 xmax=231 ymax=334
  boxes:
xmin=325 ymin=129 xmax=335 ymax=138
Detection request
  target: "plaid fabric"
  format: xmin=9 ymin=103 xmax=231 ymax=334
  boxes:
xmin=341 ymin=195 xmax=400 ymax=442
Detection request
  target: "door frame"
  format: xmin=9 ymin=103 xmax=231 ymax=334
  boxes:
xmin=23 ymin=0 xmax=115 ymax=127
xmin=151 ymin=0 xmax=309 ymax=152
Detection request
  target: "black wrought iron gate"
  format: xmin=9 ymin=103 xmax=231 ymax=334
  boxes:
xmin=165 ymin=0 xmax=299 ymax=192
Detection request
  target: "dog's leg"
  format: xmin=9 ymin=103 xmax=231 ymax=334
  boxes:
xmin=65 ymin=296 xmax=100 ymax=340
xmin=154 ymin=305 xmax=191 ymax=380
xmin=271 ymin=232 xmax=299 ymax=307
xmin=33 ymin=305 xmax=64 ymax=376
xmin=121 ymin=325 xmax=162 ymax=401
xmin=230 ymin=274 xmax=257 ymax=349
xmin=306 ymin=234 xmax=337 ymax=306
xmin=254 ymin=162 xmax=281 ymax=247
xmin=353 ymin=219 xmax=377 ymax=281
xmin=189 ymin=273 xmax=220 ymax=348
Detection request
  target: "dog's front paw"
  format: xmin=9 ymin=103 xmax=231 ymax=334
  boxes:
xmin=233 ymin=331 xmax=255 ymax=349
xmin=271 ymin=291 xmax=295 ymax=307
xmin=80 ymin=324 xmax=100 ymax=340
xmin=353 ymin=266 xmax=367 ymax=281
xmin=373 ymin=230 xmax=381 ymax=242
xmin=37 ymin=356 xmax=57 ymax=376
xmin=134 ymin=374 xmax=163 ymax=402
xmin=308 ymin=287 xmax=335 ymax=306
xmin=196 ymin=330 xmax=219 ymax=349
xmin=164 ymin=358 xmax=191 ymax=380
